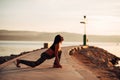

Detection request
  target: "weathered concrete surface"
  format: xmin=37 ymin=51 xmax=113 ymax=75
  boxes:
xmin=0 ymin=46 xmax=99 ymax=80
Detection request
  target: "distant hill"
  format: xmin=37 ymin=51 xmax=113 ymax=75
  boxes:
xmin=0 ymin=30 xmax=120 ymax=42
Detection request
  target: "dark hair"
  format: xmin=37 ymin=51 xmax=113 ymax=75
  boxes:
xmin=50 ymin=35 xmax=63 ymax=51
xmin=53 ymin=35 xmax=63 ymax=44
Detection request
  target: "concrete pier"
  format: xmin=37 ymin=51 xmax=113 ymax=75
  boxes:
xmin=0 ymin=46 xmax=99 ymax=80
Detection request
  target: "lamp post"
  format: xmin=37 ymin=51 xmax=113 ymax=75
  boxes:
xmin=80 ymin=16 xmax=87 ymax=46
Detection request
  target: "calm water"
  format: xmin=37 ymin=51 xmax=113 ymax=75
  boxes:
xmin=0 ymin=41 xmax=119 ymax=57
xmin=0 ymin=41 xmax=120 ymax=66
xmin=0 ymin=41 xmax=81 ymax=56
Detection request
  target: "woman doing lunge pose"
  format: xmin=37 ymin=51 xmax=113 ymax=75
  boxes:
xmin=16 ymin=35 xmax=64 ymax=68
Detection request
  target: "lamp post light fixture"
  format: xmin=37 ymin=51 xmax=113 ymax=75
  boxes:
xmin=80 ymin=16 xmax=87 ymax=46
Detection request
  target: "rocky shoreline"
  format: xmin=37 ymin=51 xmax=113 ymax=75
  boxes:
xmin=0 ymin=49 xmax=42 ymax=64
xmin=69 ymin=46 xmax=120 ymax=80
xmin=0 ymin=52 xmax=29 ymax=64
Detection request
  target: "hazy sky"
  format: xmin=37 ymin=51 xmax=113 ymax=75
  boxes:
xmin=0 ymin=0 xmax=120 ymax=35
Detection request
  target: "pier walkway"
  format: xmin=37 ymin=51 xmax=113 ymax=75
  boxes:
xmin=0 ymin=46 xmax=99 ymax=80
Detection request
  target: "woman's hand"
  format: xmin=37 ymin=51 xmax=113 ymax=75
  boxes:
xmin=53 ymin=64 xmax=62 ymax=68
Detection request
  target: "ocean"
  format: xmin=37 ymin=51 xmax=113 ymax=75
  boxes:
xmin=0 ymin=41 xmax=120 ymax=66
xmin=0 ymin=41 xmax=119 ymax=57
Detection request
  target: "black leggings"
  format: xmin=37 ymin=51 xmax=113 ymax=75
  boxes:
xmin=19 ymin=51 xmax=62 ymax=67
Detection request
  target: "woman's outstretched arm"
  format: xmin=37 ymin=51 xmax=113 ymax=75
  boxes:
xmin=54 ymin=44 xmax=60 ymax=65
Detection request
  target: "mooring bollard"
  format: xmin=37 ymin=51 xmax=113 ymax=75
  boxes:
xmin=43 ymin=43 xmax=51 ymax=48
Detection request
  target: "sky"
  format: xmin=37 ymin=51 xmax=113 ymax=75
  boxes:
xmin=0 ymin=0 xmax=120 ymax=35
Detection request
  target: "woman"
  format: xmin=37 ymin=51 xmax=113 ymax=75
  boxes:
xmin=16 ymin=34 xmax=64 ymax=68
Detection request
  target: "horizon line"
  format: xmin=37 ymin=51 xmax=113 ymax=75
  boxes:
xmin=0 ymin=29 xmax=120 ymax=36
